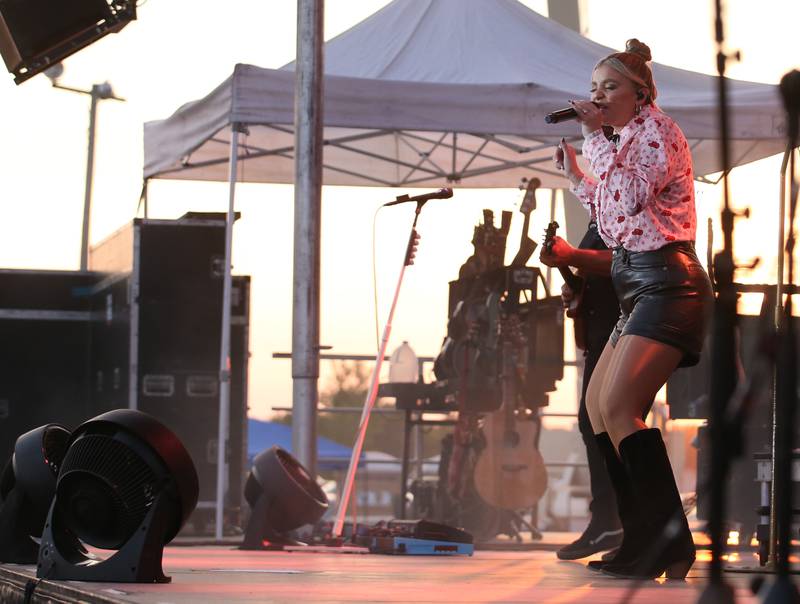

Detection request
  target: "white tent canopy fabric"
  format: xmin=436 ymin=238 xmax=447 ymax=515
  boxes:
xmin=144 ymin=0 xmax=786 ymax=188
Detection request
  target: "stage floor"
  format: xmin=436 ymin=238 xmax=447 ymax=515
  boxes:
xmin=0 ymin=536 xmax=769 ymax=603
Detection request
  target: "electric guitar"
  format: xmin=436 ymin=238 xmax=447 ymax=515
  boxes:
xmin=543 ymin=220 xmax=586 ymax=350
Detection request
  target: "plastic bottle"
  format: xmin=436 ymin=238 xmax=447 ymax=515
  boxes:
xmin=388 ymin=341 xmax=419 ymax=383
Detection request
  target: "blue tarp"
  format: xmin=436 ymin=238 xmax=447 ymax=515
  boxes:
xmin=247 ymin=419 xmax=359 ymax=471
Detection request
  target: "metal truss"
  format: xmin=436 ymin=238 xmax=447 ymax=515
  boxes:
xmin=164 ymin=123 xmax=580 ymax=186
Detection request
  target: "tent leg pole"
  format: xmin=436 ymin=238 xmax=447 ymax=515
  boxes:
xmin=215 ymin=123 xmax=240 ymax=541
xmin=292 ymin=0 xmax=324 ymax=476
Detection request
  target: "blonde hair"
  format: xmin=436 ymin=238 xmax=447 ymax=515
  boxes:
xmin=595 ymin=39 xmax=657 ymax=104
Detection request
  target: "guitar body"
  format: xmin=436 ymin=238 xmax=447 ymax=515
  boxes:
xmin=473 ymin=413 xmax=547 ymax=510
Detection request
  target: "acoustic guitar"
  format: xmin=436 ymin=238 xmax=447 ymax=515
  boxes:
xmin=543 ymin=220 xmax=586 ymax=351
xmin=472 ymin=313 xmax=548 ymax=510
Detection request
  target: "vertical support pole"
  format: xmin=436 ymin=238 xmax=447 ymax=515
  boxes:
xmin=399 ymin=410 xmax=412 ymax=520
xmin=547 ymin=0 xmax=582 ymax=33
xmin=215 ymin=124 xmax=240 ymax=541
xmin=143 ymin=180 xmax=149 ymax=218
xmin=292 ymin=0 xmax=325 ymax=474
xmin=769 ymin=146 xmax=791 ymax=565
xmin=451 ymin=132 xmax=457 ymax=180
xmin=129 ymin=226 xmax=141 ymax=411
xmin=700 ymin=5 xmax=739 ymax=602
xmin=414 ymin=418 xmax=424 ymax=481
xmin=80 ymin=89 xmax=99 ymax=270
xmin=51 ymin=79 xmax=121 ymax=269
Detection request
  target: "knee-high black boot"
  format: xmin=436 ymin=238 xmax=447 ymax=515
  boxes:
xmin=586 ymin=432 xmax=643 ymax=571
xmin=602 ymin=428 xmax=695 ymax=580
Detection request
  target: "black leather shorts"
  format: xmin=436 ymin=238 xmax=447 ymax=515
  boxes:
xmin=609 ymin=241 xmax=713 ymax=367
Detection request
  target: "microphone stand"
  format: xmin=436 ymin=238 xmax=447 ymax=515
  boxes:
xmin=760 ymin=69 xmax=800 ymax=604
xmin=330 ymin=201 xmax=424 ymax=539
xmin=698 ymin=1 xmax=742 ymax=602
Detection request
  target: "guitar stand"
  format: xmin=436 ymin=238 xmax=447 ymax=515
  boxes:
xmin=504 ymin=509 xmax=543 ymax=542
xmin=474 ymin=508 xmax=543 ymax=547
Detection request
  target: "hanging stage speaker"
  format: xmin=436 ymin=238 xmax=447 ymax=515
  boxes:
xmin=0 ymin=0 xmax=136 ymax=84
xmin=0 ymin=424 xmax=70 ymax=563
xmin=241 ymin=446 xmax=328 ymax=550
xmin=37 ymin=409 xmax=198 ymax=583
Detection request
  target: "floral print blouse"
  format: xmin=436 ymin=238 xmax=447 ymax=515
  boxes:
xmin=570 ymin=104 xmax=696 ymax=252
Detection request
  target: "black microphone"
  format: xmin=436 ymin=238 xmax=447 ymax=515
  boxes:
xmin=544 ymin=102 xmax=600 ymax=124
xmin=384 ymin=187 xmax=454 ymax=207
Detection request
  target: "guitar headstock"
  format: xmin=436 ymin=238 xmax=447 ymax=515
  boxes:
xmin=519 ymin=177 xmax=540 ymax=215
xmin=543 ymin=220 xmax=559 ymax=252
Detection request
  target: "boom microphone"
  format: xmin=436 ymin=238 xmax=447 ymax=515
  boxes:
xmin=544 ymin=102 xmax=600 ymax=124
xmin=384 ymin=188 xmax=454 ymax=207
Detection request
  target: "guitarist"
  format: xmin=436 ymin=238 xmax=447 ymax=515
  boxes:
xmin=540 ymin=219 xmax=624 ymax=560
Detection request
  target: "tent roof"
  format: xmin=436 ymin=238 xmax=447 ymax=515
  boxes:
xmin=144 ymin=0 xmax=786 ymax=188
xmin=308 ymin=0 xmax=764 ymax=93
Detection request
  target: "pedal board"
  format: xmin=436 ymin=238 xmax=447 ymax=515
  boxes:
xmin=361 ymin=536 xmax=474 ymax=556
xmin=355 ymin=519 xmax=474 ymax=556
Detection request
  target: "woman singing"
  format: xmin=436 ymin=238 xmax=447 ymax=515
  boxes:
xmin=554 ymin=39 xmax=713 ymax=579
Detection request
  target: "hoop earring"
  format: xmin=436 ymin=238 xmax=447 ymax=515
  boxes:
xmin=635 ymin=104 xmax=641 ymax=115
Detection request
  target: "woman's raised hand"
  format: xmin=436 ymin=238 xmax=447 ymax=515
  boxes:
xmin=554 ymin=138 xmax=583 ymax=188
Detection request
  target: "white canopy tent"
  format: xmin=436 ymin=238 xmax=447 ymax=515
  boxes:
xmin=144 ymin=0 xmax=785 ymax=187
xmin=141 ymin=0 xmax=788 ymax=537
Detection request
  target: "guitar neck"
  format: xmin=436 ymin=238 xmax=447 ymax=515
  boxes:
xmin=558 ymin=266 xmax=582 ymax=291
xmin=520 ymin=213 xmax=531 ymax=245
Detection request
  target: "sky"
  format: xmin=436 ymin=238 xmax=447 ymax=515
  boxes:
xmin=0 ymin=0 xmax=798 ymax=423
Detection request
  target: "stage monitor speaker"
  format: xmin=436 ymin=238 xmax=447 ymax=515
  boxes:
xmin=0 ymin=0 xmax=136 ymax=84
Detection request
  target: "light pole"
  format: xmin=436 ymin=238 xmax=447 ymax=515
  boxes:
xmin=45 ymin=64 xmax=125 ymax=270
